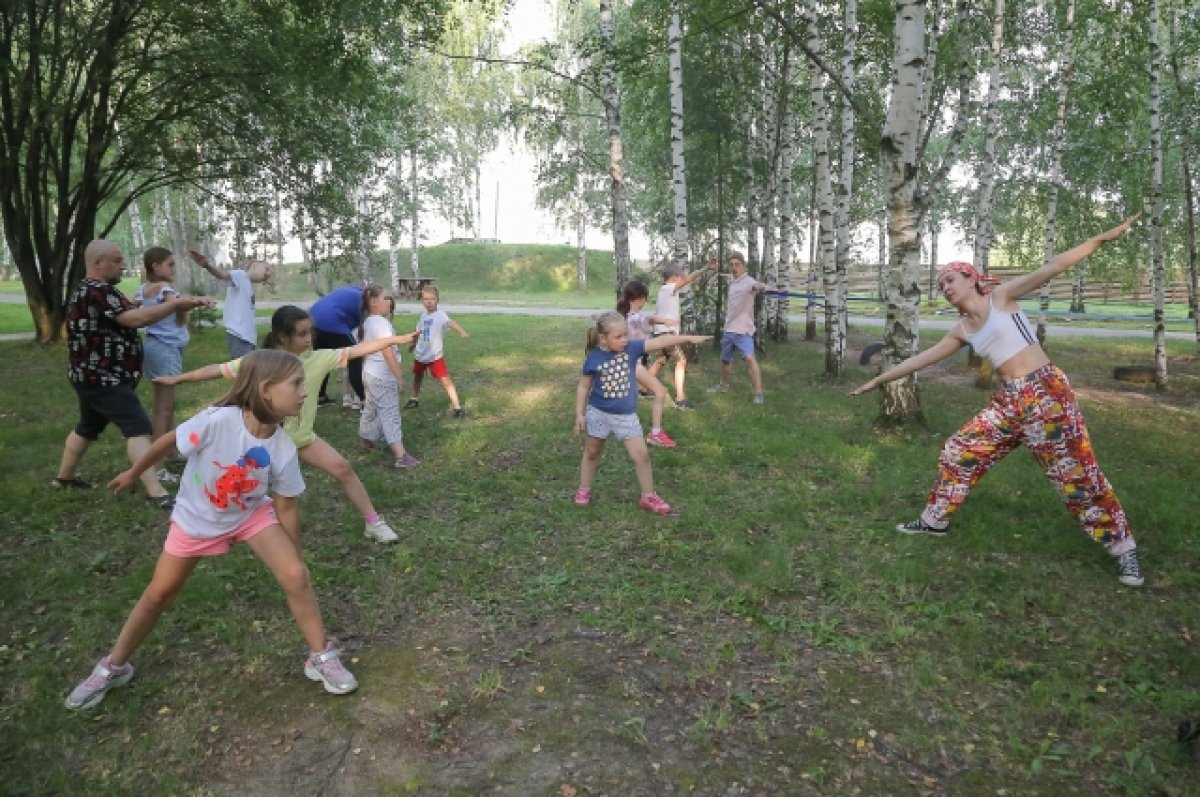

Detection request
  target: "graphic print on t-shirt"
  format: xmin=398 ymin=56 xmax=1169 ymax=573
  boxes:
xmin=597 ymin=351 xmax=631 ymax=399
xmin=204 ymin=446 xmax=271 ymax=511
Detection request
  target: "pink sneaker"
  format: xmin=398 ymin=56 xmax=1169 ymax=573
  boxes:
xmin=573 ymin=488 xmax=592 ymax=507
xmin=645 ymin=430 xmax=676 ymax=448
xmin=638 ymin=492 xmax=671 ymax=515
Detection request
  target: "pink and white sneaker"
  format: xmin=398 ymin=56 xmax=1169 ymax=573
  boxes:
xmin=573 ymin=488 xmax=592 ymax=507
xmin=638 ymin=493 xmax=671 ymax=515
xmin=645 ymin=430 xmax=676 ymax=448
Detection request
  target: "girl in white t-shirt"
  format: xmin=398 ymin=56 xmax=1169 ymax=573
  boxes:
xmin=358 ymin=285 xmax=419 ymax=469
xmin=65 ymin=350 xmax=358 ymax=711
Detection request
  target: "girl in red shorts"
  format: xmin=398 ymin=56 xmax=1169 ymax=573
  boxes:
xmin=65 ymin=350 xmax=358 ymax=710
xmin=849 ymin=214 xmax=1145 ymax=587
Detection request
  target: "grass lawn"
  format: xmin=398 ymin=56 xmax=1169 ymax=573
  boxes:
xmin=2 ymin=317 xmax=1200 ymax=796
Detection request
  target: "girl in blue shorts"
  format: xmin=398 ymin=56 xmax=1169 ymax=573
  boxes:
xmin=136 ymin=247 xmax=192 ymax=483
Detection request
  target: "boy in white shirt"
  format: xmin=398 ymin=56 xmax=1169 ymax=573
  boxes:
xmin=405 ymin=287 xmax=470 ymax=418
xmin=647 ymin=259 xmax=716 ymax=410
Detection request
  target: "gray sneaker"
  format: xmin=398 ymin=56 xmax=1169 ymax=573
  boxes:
xmin=364 ymin=518 xmax=398 ymax=543
xmin=896 ymin=518 xmax=948 ymax=536
xmin=706 ymin=383 xmax=729 ymax=393
xmin=752 ymin=393 xmax=764 ymax=405
xmin=305 ymin=642 xmax=358 ymax=695
xmin=65 ymin=656 xmax=134 ymax=710
xmin=1117 ymin=549 xmax=1144 ymax=587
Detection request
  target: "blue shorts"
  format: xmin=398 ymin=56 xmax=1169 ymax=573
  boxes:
xmin=143 ymin=337 xmax=184 ymax=380
xmin=226 ymin=332 xmax=256 ymax=358
xmin=720 ymin=332 xmax=756 ymax=363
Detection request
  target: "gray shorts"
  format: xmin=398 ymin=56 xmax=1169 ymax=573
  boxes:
xmin=585 ymin=405 xmax=643 ymax=441
xmin=143 ymin=337 xmax=184 ymax=379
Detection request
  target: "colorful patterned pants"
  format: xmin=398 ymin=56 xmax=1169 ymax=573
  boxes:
xmin=919 ymin=363 xmax=1135 ymax=554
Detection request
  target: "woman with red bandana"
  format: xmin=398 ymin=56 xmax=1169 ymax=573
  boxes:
xmin=849 ymin=214 xmax=1144 ymax=587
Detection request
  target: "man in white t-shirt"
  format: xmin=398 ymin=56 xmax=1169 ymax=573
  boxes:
xmin=648 ymin=259 xmax=716 ymax=410
xmin=189 ymin=250 xmax=272 ymax=357
xmin=707 ymin=251 xmax=774 ymax=404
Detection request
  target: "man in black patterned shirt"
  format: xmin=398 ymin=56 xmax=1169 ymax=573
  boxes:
xmin=53 ymin=240 xmax=212 ymax=507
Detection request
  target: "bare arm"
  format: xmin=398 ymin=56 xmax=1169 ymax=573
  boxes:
xmin=272 ymin=494 xmax=301 ymax=550
xmin=189 ymin=248 xmax=232 ymax=282
xmin=643 ymin=333 xmax=711 ymax=354
xmin=997 ymin=213 xmax=1140 ymax=302
xmin=574 ymin=375 xmax=592 ymax=435
xmin=155 ymin=362 xmax=227 ymax=386
xmin=108 ymin=431 xmax=181 ymax=493
xmin=346 ymin=333 xmax=416 ymax=360
xmin=448 ymin=319 xmax=470 ymax=338
xmin=115 ymin=295 xmax=213 ymax=329
xmin=678 ymin=259 xmax=718 ymax=289
xmin=848 ymin=331 xmax=968 ymax=396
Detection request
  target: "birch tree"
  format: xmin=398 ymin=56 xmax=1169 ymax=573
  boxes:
xmin=972 ymin=0 xmax=1006 ymax=276
xmin=599 ymin=0 xmax=633 ymax=291
xmin=668 ymin=6 xmax=690 ymax=274
xmin=1149 ymin=0 xmax=1168 ymax=390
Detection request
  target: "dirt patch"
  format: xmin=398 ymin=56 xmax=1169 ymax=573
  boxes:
xmin=198 ymin=611 xmax=960 ymax=796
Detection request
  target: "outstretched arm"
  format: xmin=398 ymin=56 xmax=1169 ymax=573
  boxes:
xmin=848 ymin=332 xmax=967 ymax=396
xmin=643 ymin=333 xmax=711 ymax=353
xmin=115 ymin=295 xmax=214 ymax=329
xmin=998 ymin=213 xmax=1140 ymax=301
xmin=109 ymin=431 xmax=181 ymax=493
xmin=678 ymin=258 xmax=719 ymax=289
xmin=189 ymin=249 xmax=232 ymax=282
xmin=346 ymin=333 xmax=416 ymax=360
xmin=155 ymin=362 xmax=227 ymax=386
xmin=448 ymin=319 xmax=470 ymax=338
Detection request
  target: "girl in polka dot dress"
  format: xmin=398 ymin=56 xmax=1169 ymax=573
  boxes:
xmin=573 ymin=312 xmax=709 ymax=514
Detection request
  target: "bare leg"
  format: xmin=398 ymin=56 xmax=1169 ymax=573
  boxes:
xmin=127 ymin=435 xmax=169 ymax=498
xmin=247 ymin=525 xmax=327 ymax=652
xmin=298 ymin=438 xmax=377 ymax=518
xmin=411 ymin=369 xmax=425 ymax=400
xmin=745 ymin=356 xmax=763 ymax=395
xmin=720 ymin=360 xmax=732 ymax=388
xmin=109 ymin=551 xmax=200 ymax=666
xmin=635 ymin=363 xmax=666 ymax=431
xmin=672 ymin=353 xmax=688 ymax=401
xmin=437 ymin=376 xmax=461 ymax=409
xmin=150 ymin=383 xmax=176 ymax=470
xmin=622 ymin=436 xmax=655 ymax=495
xmin=578 ymin=436 xmax=606 ymax=492
xmin=57 ymin=431 xmax=91 ymax=480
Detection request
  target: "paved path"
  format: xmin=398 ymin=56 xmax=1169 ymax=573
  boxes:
xmin=0 ymin=293 xmax=1194 ymax=342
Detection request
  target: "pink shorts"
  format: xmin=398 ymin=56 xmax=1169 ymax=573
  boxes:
xmin=412 ymin=357 xmax=449 ymax=379
xmin=164 ymin=500 xmax=280 ymax=558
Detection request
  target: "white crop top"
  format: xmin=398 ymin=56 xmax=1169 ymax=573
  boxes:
xmin=962 ymin=297 xmax=1037 ymax=368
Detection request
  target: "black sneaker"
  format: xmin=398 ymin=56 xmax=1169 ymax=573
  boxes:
xmin=403 ymin=398 xmax=419 ymax=409
xmin=453 ymin=407 xmax=465 ymax=419
xmin=895 ymin=518 xmax=947 ymax=536
xmin=673 ymin=399 xmax=695 ymax=411
xmin=1117 ymin=550 xmax=1144 ymax=587
xmin=317 ymin=395 xmax=334 ymax=407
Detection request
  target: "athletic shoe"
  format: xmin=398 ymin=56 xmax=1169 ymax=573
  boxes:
xmin=706 ymin=384 xmax=729 ymax=393
xmin=638 ymin=389 xmax=654 ymax=399
xmin=1117 ymin=550 xmax=1144 ymax=587
xmin=155 ymin=468 xmax=178 ymax=484
xmin=150 ymin=494 xmax=175 ymax=510
xmin=638 ymin=493 xmax=672 ymax=515
xmin=342 ymin=395 xmax=362 ymax=410
xmin=364 ymin=518 xmax=398 ymax=543
xmin=403 ymin=398 xmax=419 ymax=409
xmin=394 ymin=453 xmax=421 ymax=469
xmin=65 ymin=656 xmax=134 ymax=710
xmin=573 ymin=488 xmax=591 ymax=507
xmin=752 ymin=393 xmax=764 ymax=405
xmin=646 ymin=430 xmax=677 ymax=448
xmin=672 ymin=399 xmax=695 ymax=411
xmin=317 ymin=395 xmax=334 ymax=407
xmin=896 ymin=518 xmax=947 ymax=536
xmin=304 ymin=642 xmax=358 ymax=695
xmin=453 ymin=407 xmax=465 ymax=419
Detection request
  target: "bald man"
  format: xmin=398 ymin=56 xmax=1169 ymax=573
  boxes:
xmin=53 ymin=240 xmax=213 ymax=507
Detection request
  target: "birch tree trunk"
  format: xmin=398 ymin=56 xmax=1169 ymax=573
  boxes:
xmin=1167 ymin=1 xmax=1199 ymax=348
xmin=804 ymin=163 xmax=818 ymax=340
xmin=128 ymin=197 xmax=147 ymax=254
xmin=736 ymin=30 xmax=760 ymax=274
xmin=808 ymin=23 xmax=839 ymax=373
xmin=274 ymin=193 xmax=285 ymax=269
xmin=832 ymin=0 xmax=858 ymax=369
xmin=927 ymin=214 xmax=939 ymax=300
xmin=599 ymin=0 xmax=631 ymax=292
xmin=668 ymin=7 xmax=689 ymax=274
xmin=769 ymin=45 xmax=795 ymax=341
xmin=972 ymin=0 xmax=1005 ymax=275
xmin=1037 ymin=0 xmax=1075 ymax=343
xmin=410 ymin=144 xmax=421 ymax=279
xmin=1 ymin=229 xmax=10 ymax=281
xmin=576 ymin=198 xmax=588 ymax=294
xmin=1149 ymin=0 xmax=1167 ymax=390
xmin=878 ymin=0 xmax=928 ymax=423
